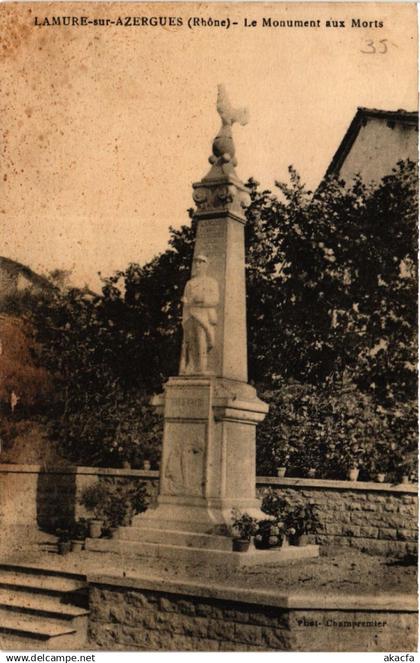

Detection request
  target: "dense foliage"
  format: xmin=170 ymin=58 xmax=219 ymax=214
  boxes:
xmin=247 ymin=161 xmax=417 ymax=479
xmin=6 ymin=160 xmax=416 ymax=478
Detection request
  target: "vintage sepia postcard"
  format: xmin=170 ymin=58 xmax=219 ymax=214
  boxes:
xmin=0 ymin=1 xmax=418 ymax=654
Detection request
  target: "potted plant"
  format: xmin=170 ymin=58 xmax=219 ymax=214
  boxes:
xmin=286 ymin=502 xmax=321 ymax=546
xmin=347 ymin=467 xmax=359 ymax=481
xmin=254 ymin=518 xmax=286 ymax=549
xmin=143 ymin=459 xmax=151 ymax=471
xmin=230 ymin=509 xmax=258 ymax=552
xmin=88 ymin=478 xmax=151 ymax=537
xmin=272 ymin=442 xmax=290 ymax=478
xmin=301 ymin=441 xmax=320 ymax=478
xmin=345 ymin=442 xmax=363 ymax=480
xmin=344 ymin=440 xmax=368 ymax=480
xmin=132 ymin=423 xmax=162 ymax=470
xmin=363 ymin=444 xmax=382 ymax=483
xmin=79 ymin=482 xmax=110 ymax=538
xmin=394 ymin=448 xmax=417 ymax=485
xmin=70 ymin=518 xmax=89 ymax=552
xmin=106 ymin=480 xmax=150 ymax=529
xmin=88 ymin=519 xmax=103 ymax=539
xmin=56 ymin=528 xmax=72 ymax=555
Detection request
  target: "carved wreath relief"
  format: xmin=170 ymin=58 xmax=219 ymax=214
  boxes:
xmin=163 ymin=437 xmax=205 ymax=496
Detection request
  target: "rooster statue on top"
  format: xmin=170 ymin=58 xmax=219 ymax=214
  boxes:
xmin=206 ymin=84 xmax=249 ymax=179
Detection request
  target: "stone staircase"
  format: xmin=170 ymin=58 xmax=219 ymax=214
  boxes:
xmin=0 ymin=564 xmax=89 ymax=650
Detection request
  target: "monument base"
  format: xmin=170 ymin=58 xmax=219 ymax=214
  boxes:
xmin=143 ymin=375 xmax=269 ymax=536
xmin=129 ymin=497 xmax=268 ymax=536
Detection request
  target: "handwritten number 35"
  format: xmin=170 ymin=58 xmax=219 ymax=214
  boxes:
xmin=361 ymin=39 xmax=389 ymax=54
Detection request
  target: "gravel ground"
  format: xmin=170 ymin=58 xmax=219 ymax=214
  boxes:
xmin=0 ymin=531 xmax=416 ymax=597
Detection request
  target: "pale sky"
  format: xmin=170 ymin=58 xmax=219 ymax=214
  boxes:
xmin=1 ymin=2 xmax=417 ymax=289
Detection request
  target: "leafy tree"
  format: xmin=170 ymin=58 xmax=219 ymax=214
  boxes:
xmin=25 ymin=226 xmax=194 ymax=466
xmin=245 ymin=162 xmax=417 ymax=397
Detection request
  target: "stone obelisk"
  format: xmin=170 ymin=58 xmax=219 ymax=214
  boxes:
xmin=130 ymin=85 xmax=268 ymax=537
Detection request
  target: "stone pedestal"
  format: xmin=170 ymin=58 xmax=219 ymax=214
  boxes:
xmin=131 ymin=376 xmax=268 ymax=536
xmin=88 ymin=376 xmax=318 ymax=564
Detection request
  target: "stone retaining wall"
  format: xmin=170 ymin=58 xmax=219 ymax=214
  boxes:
xmin=257 ymin=477 xmax=418 ymax=557
xmin=0 ymin=464 xmax=158 ymax=531
xmin=87 ymin=575 xmax=417 ymax=651
xmin=0 ymin=465 xmax=417 ymax=554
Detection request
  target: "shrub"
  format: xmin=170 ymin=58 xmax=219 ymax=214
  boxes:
xmin=79 ymin=479 xmax=149 ymax=529
xmin=260 ymin=487 xmax=321 ymax=543
xmin=254 ymin=519 xmax=285 ymax=549
xmin=260 ymin=486 xmax=293 ymax=519
xmin=55 ymin=527 xmax=72 ymax=543
xmin=257 ymin=378 xmax=417 ymax=481
xmin=285 ymin=503 xmax=321 ymax=538
xmin=71 ymin=518 xmax=89 ymax=541
xmin=230 ymin=509 xmax=258 ymax=541
xmin=79 ymin=482 xmax=111 ymax=520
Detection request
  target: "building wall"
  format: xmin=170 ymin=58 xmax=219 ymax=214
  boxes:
xmin=339 ymin=117 xmax=417 ymax=184
xmin=0 ymin=465 xmax=417 ymax=555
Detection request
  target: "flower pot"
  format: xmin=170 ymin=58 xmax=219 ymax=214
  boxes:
xmin=122 ymin=460 xmax=131 ymax=469
xmin=290 ymin=534 xmax=308 ymax=547
xmin=121 ymin=513 xmax=133 ymax=527
xmin=232 ymin=539 xmax=250 ymax=553
xmin=143 ymin=460 xmax=151 ymax=471
xmin=254 ymin=534 xmax=283 ymax=550
xmin=89 ymin=519 xmax=104 ymax=538
xmin=401 ymin=475 xmax=410 ymax=484
xmin=375 ymin=473 xmax=386 ymax=483
xmin=307 ymin=468 xmax=316 ymax=478
xmin=58 ymin=540 xmax=71 ymax=555
xmin=71 ymin=540 xmax=84 ymax=553
xmin=289 ymin=534 xmax=302 ymax=546
xmin=277 ymin=467 xmax=287 ymax=478
xmin=347 ymin=468 xmax=359 ymax=481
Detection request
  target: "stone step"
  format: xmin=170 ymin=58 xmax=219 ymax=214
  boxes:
xmin=0 ymin=633 xmax=82 ymax=651
xmin=0 ymin=563 xmax=86 ymax=582
xmin=115 ymin=526 xmax=232 ymax=550
xmin=0 ymin=609 xmax=77 ymax=641
xmin=131 ymin=515 xmax=224 ymax=534
xmin=0 ymin=590 xmax=89 ymax=620
xmin=87 ymin=537 xmax=319 ymax=568
xmin=0 ymin=566 xmax=89 ymax=650
xmin=0 ymin=571 xmax=86 ymax=595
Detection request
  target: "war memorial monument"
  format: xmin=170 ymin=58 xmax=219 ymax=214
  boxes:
xmin=87 ymin=86 xmax=319 ymax=567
